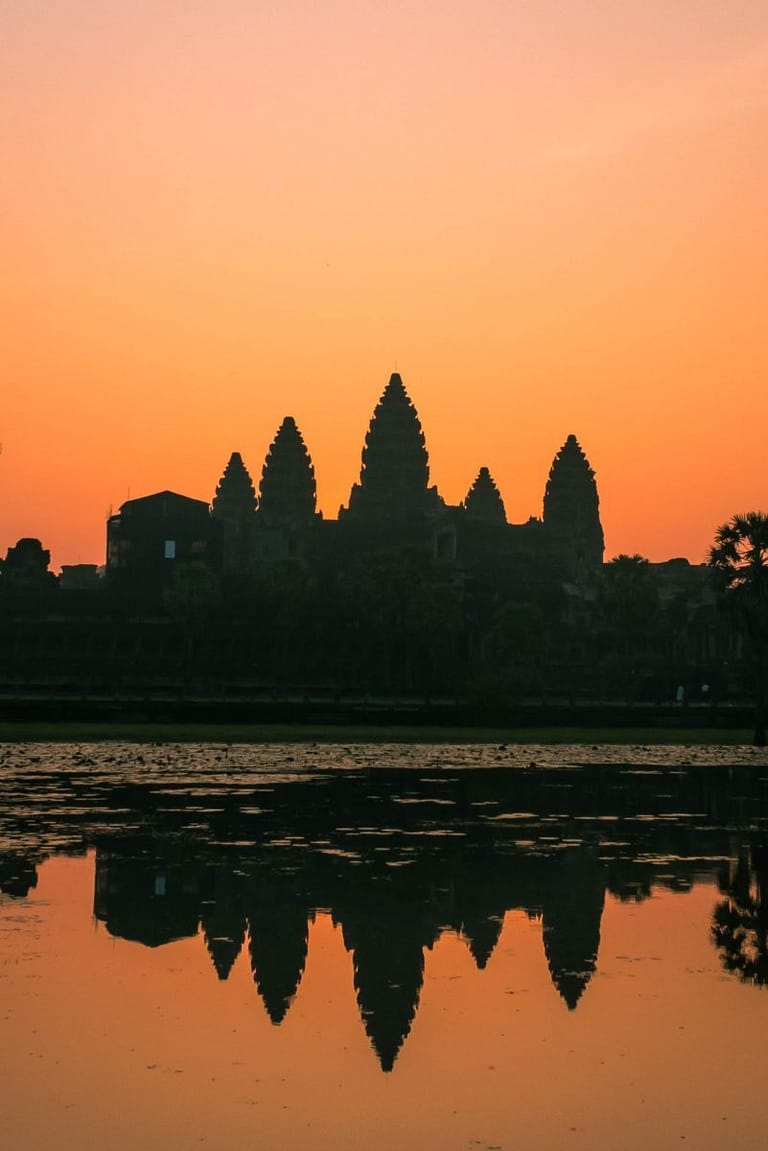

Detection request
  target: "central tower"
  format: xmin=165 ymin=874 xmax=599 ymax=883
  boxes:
xmin=543 ymin=433 xmax=604 ymax=572
xmin=343 ymin=373 xmax=441 ymax=523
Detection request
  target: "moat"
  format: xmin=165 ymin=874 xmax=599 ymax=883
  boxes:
xmin=2 ymin=743 xmax=768 ymax=1150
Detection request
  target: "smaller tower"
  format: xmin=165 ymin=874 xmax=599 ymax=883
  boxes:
xmin=258 ymin=417 xmax=318 ymax=527
xmin=463 ymin=467 xmax=507 ymax=526
xmin=211 ymin=451 xmax=258 ymax=574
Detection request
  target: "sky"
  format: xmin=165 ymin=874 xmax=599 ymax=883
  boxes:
xmin=2 ymin=0 xmax=767 ymax=569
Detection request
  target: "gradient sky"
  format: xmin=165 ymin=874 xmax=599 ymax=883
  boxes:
xmin=2 ymin=1 xmax=767 ymax=568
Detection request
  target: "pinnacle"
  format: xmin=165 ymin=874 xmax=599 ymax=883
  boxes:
xmin=258 ymin=415 xmax=317 ymax=524
xmin=464 ymin=466 xmax=507 ymax=525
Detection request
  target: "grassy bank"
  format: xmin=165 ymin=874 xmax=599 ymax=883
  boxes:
xmin=0 ymin=722 xmax=758 ymax=745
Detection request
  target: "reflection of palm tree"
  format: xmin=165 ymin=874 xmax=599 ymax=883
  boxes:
xmin=712 ymin=847 xmax=768 ymax=986
xmin=709 ymin=512 xmax=768 ymax=745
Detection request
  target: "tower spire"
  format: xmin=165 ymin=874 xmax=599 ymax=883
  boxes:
xmin=211 ymin=451 xmax=258 ymax=574
xmin=543 ymin=434 xmax=604 ymax=571
xmin=344 ymin=372 xmax=440 ymax=521
xmin=258 ymin=417 xmax=318 ymax=526
xmin=463 ymin=467 xmax=507 ymax=526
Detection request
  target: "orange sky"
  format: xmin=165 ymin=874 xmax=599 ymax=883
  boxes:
xmin=2 ymin=1 xmax=767 ymax=569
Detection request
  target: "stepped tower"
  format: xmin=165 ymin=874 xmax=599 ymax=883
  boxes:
xmin=543 ymin=434 xmax=604 ymax=572
xmin=341 ymin=908 xmax=427 ymax=1072
xmin=541 ymin=851 xmax=606 ymax=1010
xmin=202 ymin=905 xmax=246 ymax=982
xmin=344 ymin=373 xmax=442 ymax=523
xmin=199 ymin=864 xmax=247 ymax=982
xmin=247 ymin=900 xmax=310 ymax=1025
xmin=211 ymin=451 xmax=258 ymax=573
xmin=463 ymin=467 xmax=507 ymax=526
xmin=258 ymin=417 xmax=318 ymax=527
xmin=460 ymin=912 xmax=504 ymax=970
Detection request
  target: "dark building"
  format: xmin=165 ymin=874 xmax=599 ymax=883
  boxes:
xmin=106 ymin=490 xmax=218 ymax=592
xmin=11 ymin=369 xmax=737 ymax=704
xmin=102 ymin=373 xmax=604 ymax=589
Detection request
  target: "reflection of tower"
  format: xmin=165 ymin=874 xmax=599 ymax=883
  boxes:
xmin=246 ymin=886 xmax=310 ymax=1024
xmin=343 ymin=373 xmax=442 ymax=524
xmin=460 ymin=911 xmax=505 ymax=970
xmin=453 ymin=851 xmax=509 ymax=970
xmin=200 ymin=865 xmax=247 ymax=981
xmin=541 ymin=850 xmax=606 ymax=1009
xmin=340 ymin=894 xmax=433 ymax=1072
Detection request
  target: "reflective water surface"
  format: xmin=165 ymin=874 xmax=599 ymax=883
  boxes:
xmin=2 ymin=742 xmax=768 ymax=1150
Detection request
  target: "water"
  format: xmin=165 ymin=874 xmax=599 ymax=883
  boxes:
xmin=2 ymin=742 xmax=768 ymax=1150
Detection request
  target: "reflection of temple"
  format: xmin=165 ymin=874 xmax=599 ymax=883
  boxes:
xmin=5 ymin=761 xmax=768 ymax=1071
xmin=89 ymin=841 xmax=610 ymax=1067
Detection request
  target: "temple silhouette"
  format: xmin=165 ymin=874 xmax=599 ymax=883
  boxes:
xmin=104 ymin=372 xmax=604 ymax=585
xmin=1 ymin=370 xmax=736 ymax=709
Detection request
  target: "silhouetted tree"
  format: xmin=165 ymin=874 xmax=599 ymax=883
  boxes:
xmin=596 ymin=554 xmax=664 ymax=699
xmin=163 ymin=561 xmax=221 ymax=688
xmin=473 ymin=599 xmax=546 ymax=703
xmin=339 ymin=549 xmax=463 ymax=692
xmin=709 ymin=512 xmax=768 ymax=745
xmin=249 ymin=557 xmax=320 ymax=682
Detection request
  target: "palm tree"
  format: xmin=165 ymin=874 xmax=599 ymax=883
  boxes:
xmin=709 ymin=512 xmax=768 ymax=745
